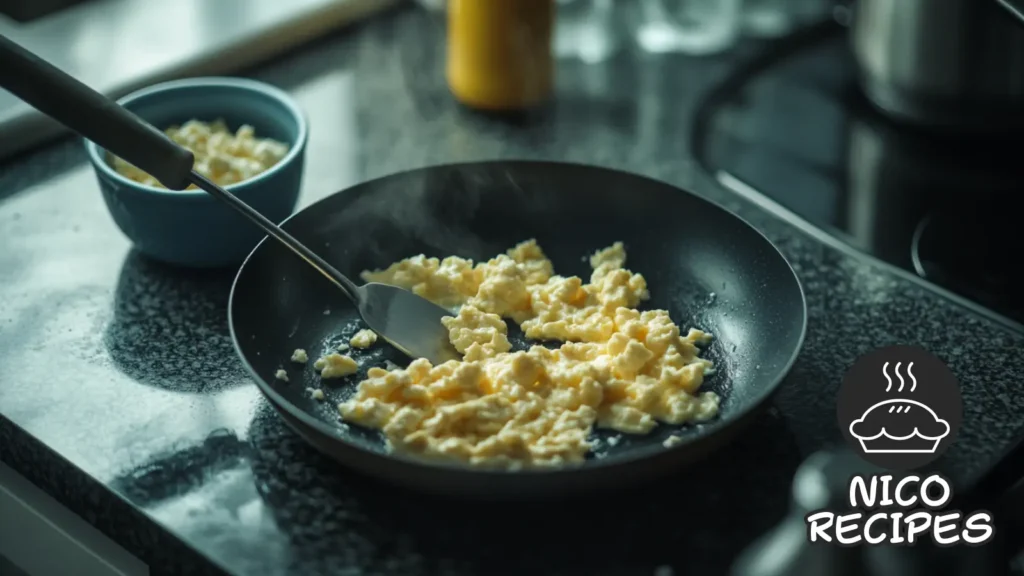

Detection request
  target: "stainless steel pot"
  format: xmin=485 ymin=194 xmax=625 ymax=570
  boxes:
xmin=851 ymin=0 xmax=1024 ymax=130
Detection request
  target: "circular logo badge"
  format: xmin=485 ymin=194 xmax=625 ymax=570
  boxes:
xmin=836 ymin=345 xmax=962 ymax=470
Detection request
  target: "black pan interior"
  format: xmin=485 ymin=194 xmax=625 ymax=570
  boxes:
xmin=229 ymin=161 xmax=806 ymax=491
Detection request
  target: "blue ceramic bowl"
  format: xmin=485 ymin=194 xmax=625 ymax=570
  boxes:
xmin=86 ymin=77 xmax=308 ymax=268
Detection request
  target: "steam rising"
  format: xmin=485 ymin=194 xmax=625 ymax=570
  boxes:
xmin=334 ymin=166 xmax=558 ymax=268
xmin=882 ymin=361 xmax=916 ymax=392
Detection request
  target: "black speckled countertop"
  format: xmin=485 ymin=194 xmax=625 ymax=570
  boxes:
xmin=2 ymin=6 xmax=1022 ymax=576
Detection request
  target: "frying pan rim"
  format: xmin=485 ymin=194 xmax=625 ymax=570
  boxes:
xmin=227 ymin=160 xmax=808 ymax=477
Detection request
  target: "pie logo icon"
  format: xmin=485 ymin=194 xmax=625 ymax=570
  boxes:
xmin=837 ymin=346 xmax=962 ymax=470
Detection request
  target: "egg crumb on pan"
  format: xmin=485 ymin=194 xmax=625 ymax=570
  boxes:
xmin=350 ymin=329 xmax=378 ymax=349
xmin=330 ymin=239 xmax=718 ymax=470
xmin=314 ymin=353 xmax=359 ymax=379
xmin=290 ymin=349 xmax=308 ymax=363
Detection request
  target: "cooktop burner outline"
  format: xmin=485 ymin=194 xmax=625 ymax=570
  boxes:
xmin=692 ymin=16 xmax=1024 ymax=334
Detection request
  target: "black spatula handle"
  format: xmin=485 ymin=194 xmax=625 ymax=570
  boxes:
xmin=0 ymin=33 xmax=194 ymax=190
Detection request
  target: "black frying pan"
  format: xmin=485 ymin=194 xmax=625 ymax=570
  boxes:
xmin=0 ymin=32 xmax=805 ymax=495
xmin=229 ymin=161 xmax=807 ymax=497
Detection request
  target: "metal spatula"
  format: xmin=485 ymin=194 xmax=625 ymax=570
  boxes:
xmin=0 ymin=33 xmax=460 ymax=366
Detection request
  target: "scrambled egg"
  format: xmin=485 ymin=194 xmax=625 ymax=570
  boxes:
xmin=314 ymin=353 xmax=359 ymax=379
xmin=274 ymin=369 xmax=289 ymax=382
xmin=290 ymin=349 xmax=308 ymax=363
xmin=350 ymin=329 xmax=378 ymax=349
xmin=337 ymin=240 xmax=718 ymax=469
xmin=110 ymin=119 xmax=289 ymax=189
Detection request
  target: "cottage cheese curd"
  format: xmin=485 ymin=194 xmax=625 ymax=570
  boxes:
xmin=336 ymin=240 xmax=718 ymax=469
xmin=110 ymin=119 xmax=289 ymax=189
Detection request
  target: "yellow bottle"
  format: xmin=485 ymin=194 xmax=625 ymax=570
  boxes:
xmin=446 ymin=0 xmax=555 ymax=111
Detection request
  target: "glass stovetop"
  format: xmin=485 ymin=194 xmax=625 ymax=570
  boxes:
xmin=695 ymin=19 xmax=1023 ymax=331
